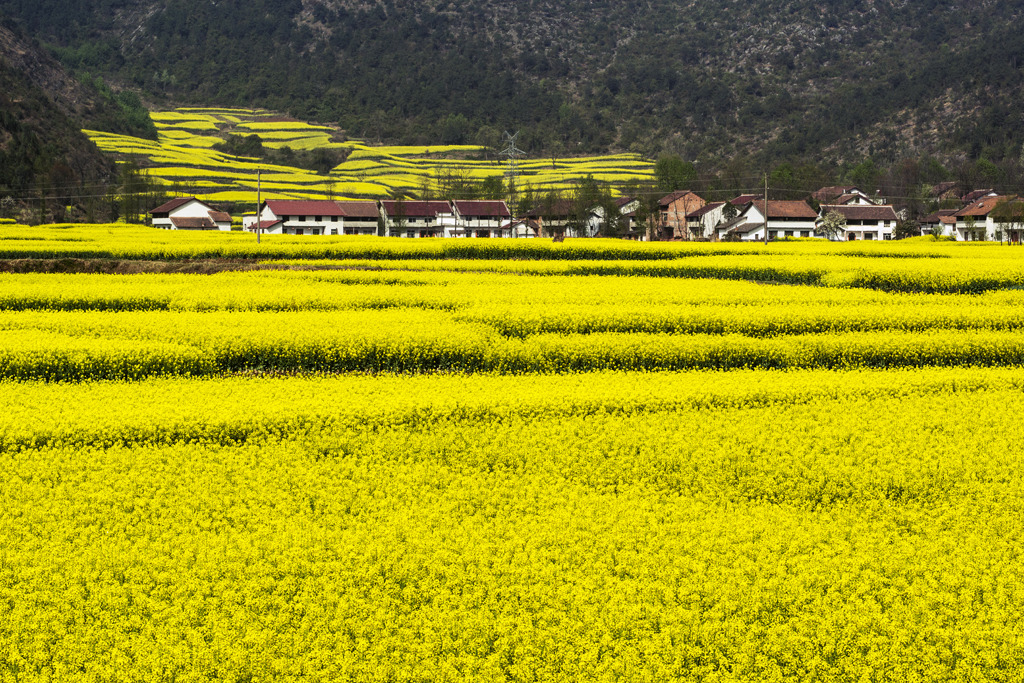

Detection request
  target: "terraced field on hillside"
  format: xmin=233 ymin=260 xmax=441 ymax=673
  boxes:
xmin=85 ymin=108 xmax=655 ymax=205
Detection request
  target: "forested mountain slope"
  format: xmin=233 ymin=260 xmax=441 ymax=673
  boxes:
xmin=3 ymin=0 xmax=1024 ymax=164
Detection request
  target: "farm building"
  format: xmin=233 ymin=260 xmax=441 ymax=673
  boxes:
xmin=819 ymin=204 xmax=898 ymax=240
xmin=150 ymin=197 xmax=231 ymax=231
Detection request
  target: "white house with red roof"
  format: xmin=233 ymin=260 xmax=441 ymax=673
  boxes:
xmin=686 ymin=201 xmax=727 ymax=239
xmin=585 ymin=196 xmax=639 ymax=237
xmin=811 ymin=186 xmax=874 ymax=205
xmin=255 ymin=199 xmax=346 ymax=235
xmin=715 ymin=200 xmax=819 ymax=241
xmin=337 ymin=201 xmax=381 ymax=235
xmin=378 ymin=200 xmax=452 ymax=237
xmin=450 ymin=200 xmax=511 ymax=237
xmin=150 ymin=197 xmax=232 ymax=231
xmin=819 ymin=204 xmax=898 ymax=240
xmin=953 ymin=195 xmax=1018 ymax=241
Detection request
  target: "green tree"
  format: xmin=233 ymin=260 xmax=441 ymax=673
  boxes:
xmin=892 ymin=218 xmax=920 ymax=240
xmin=819 ymin=210 xmax=847 ymax=241
xmin=654 ymin=155 xmax=697 ymax=194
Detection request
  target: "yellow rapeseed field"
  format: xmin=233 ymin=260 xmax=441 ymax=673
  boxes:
xmin=2 ymin=226 xmax=1024 ymax=680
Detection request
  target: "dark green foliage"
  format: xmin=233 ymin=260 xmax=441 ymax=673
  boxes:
xmin=214 ymin=134 xmax=265 ymax=158
xmin=5 ymin=0 xmax=1024 ymax=170
xmin=655 ymin=155 xmax=697 ymax=193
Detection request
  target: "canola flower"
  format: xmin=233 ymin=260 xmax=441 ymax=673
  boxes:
xmin=2 ymin=225 xmax=1024 ymax=680
xmin=2 ymin=369 xmax=1024 ymax=680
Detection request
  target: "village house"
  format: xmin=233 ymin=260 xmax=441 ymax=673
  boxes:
xmin=953 ymin=195 xmax=1018 ymax=241
xmin=716 ymin=199 xmax=819 ymax=241
xmin=450 ymin=200 xmax=512 ymax=237
xmin=919 ymin=209 xmax=959 ymax=237
xmin=526 ymin=198 xmax=575 ymax=237
xmin=252 ymin=199 xmax=345 ymax=235
xmin=929 ymin=181 xmax=959 ymax=202
xmin=150 ymin=197 xmax=232 ymax=231
xmin=337 ymin=201 xmax=380 ymax=235
xmin=961 ymin=189 xmax=997 ymax=204
xmin=585 ymin=196 xmax=639 ymax=237
xmin=811 ymin=186 xmax=875 ymax=205
xmin=686 ymin=201 xmax=727 ymax=239
xmin=501 ymin=217 xmax=540 ymax=238
xmin=819 ymin=204 xmax=898 ymax=240
xmin=379 ymin=200 xmax=452 ymax=237
xmin=658 ymin=190 xmax=705 ymax=239
xmin=730 ymin=194 xmax=760 ymax=207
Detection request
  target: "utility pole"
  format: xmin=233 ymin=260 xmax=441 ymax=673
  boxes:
xmin=763 ymin=172 xmax=769 ymax=246
xmin=256 ymin=168 xmax=261 ymax=245
xmin=501 ymin=131 xmax=525 ymax=219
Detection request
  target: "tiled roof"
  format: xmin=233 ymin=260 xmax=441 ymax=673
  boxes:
xmin=170 ymin=216 xmax=217 ymax=229
xmin=614 ymin=196 xmax=636 ymax=208
xmin=380 ymin=200 xmax=452 ymax=217
xmin=454 ymin=200 xmax=510 ymax=217
xmin=730 ymin=194 xmax=760 ymax=206
xmin=930 ymin=181 xmax=958 ymax=196
xmin=658 ymin=190 xmax=697 ymax=206
xmin=526 ymin=199 xmax=575 ymax=217
xmin=921 ymin=209 xmax=958 ymax=224
xmin=336 ymin=200 xmax=380 ymax=218
xmin=688 ymin=202 xmax=725 ymax=218
xmin=150 ymin=197 xmax=205 ymax=215
xmin=811 ymin=186 xmax=860 ymax=202
xmin=727 ymin=221 xmax=764 ymax=236
xmin=820 ymin=204 xmax=898 ymax=221
xmin=265 ymin=200 xmax=345 ymax=217
xmin=255 ymin=219 xmax=282 ymax=230
xmin=715 ymin=215 xmax=749 ymax=233
xmin=750 ymin=200 xmax=819 ymax=219
xmin=208 ymin=211 xmax=232 ymax=223
xmin=961 ymin=189 xmax=995 ymax=203
xmin=955 ymin=195 xmax=1014 ymax=218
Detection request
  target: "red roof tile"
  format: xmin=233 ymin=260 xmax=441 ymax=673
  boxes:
xmin=811 ymin=186 xmax=860 ymax=202
xmin=170 ymin=216 xmax=217 ymax=229
xmin=265 ymin=200 xmax=345 ymax=217
xmin=380 ymin=200 xmax=452 ymax=218
xmin=955 ymin=195 xmax=1015 ymax=218
xmin=688 ymin=202 xmax=725 ymax=218
xmin=150 ymin=197 xmax=206 ymax=215
xmin=961 ymin=189 xmax=995 ymax=203
xmin=820 ymin=204 xmax=898 ymax=221
xmin=454 ymin=200 xmax=510 ymax=217
xmin=658 ymin=190 xmax=699 ymax=206
xmin=208 ymin=211 xmax=232 ymax=223
xmin=750 ymin=200 xmax=819 ymax=219
xmin=730 ymin=194 xmax=760 ymax=206
xmin=336 ymin=200 xmax=380 ymax=218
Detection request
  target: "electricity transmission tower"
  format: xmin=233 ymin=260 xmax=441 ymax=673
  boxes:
xmin=501 ymin=130 xmax=525 ymax=214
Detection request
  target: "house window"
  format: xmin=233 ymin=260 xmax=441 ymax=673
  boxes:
xmin=883 ymin=234 xmax=891 ymax=240
xmin=295 ymin=228 xmax=303 ymax=235
xmin=406 ymin=230 xmax=415 ymax=238
xmin=312 ymin=229 xmax=320 ymax=235
xmin=330 ymin=228 xmax=338 ymax=235
xmin=801 ymin=231 xmax=810 ymax=238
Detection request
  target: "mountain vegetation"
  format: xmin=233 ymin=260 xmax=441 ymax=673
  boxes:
xmin=0 ymin=18 xmax=159 ymax=221
xmin=4 ymin=0 xmax=1024 ymax=169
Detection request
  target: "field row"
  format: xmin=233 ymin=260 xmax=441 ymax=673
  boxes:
xmin=7 ymin=308 xmax=1024 ymax=379
xmin=2 ymin=368 xmax=1023 ymax=680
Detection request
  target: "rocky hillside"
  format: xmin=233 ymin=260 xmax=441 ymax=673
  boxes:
xmin=3 ymin=0 xmax=1024 ymax=166
xmin=0 ymin=19 xmax=162 ymax=220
